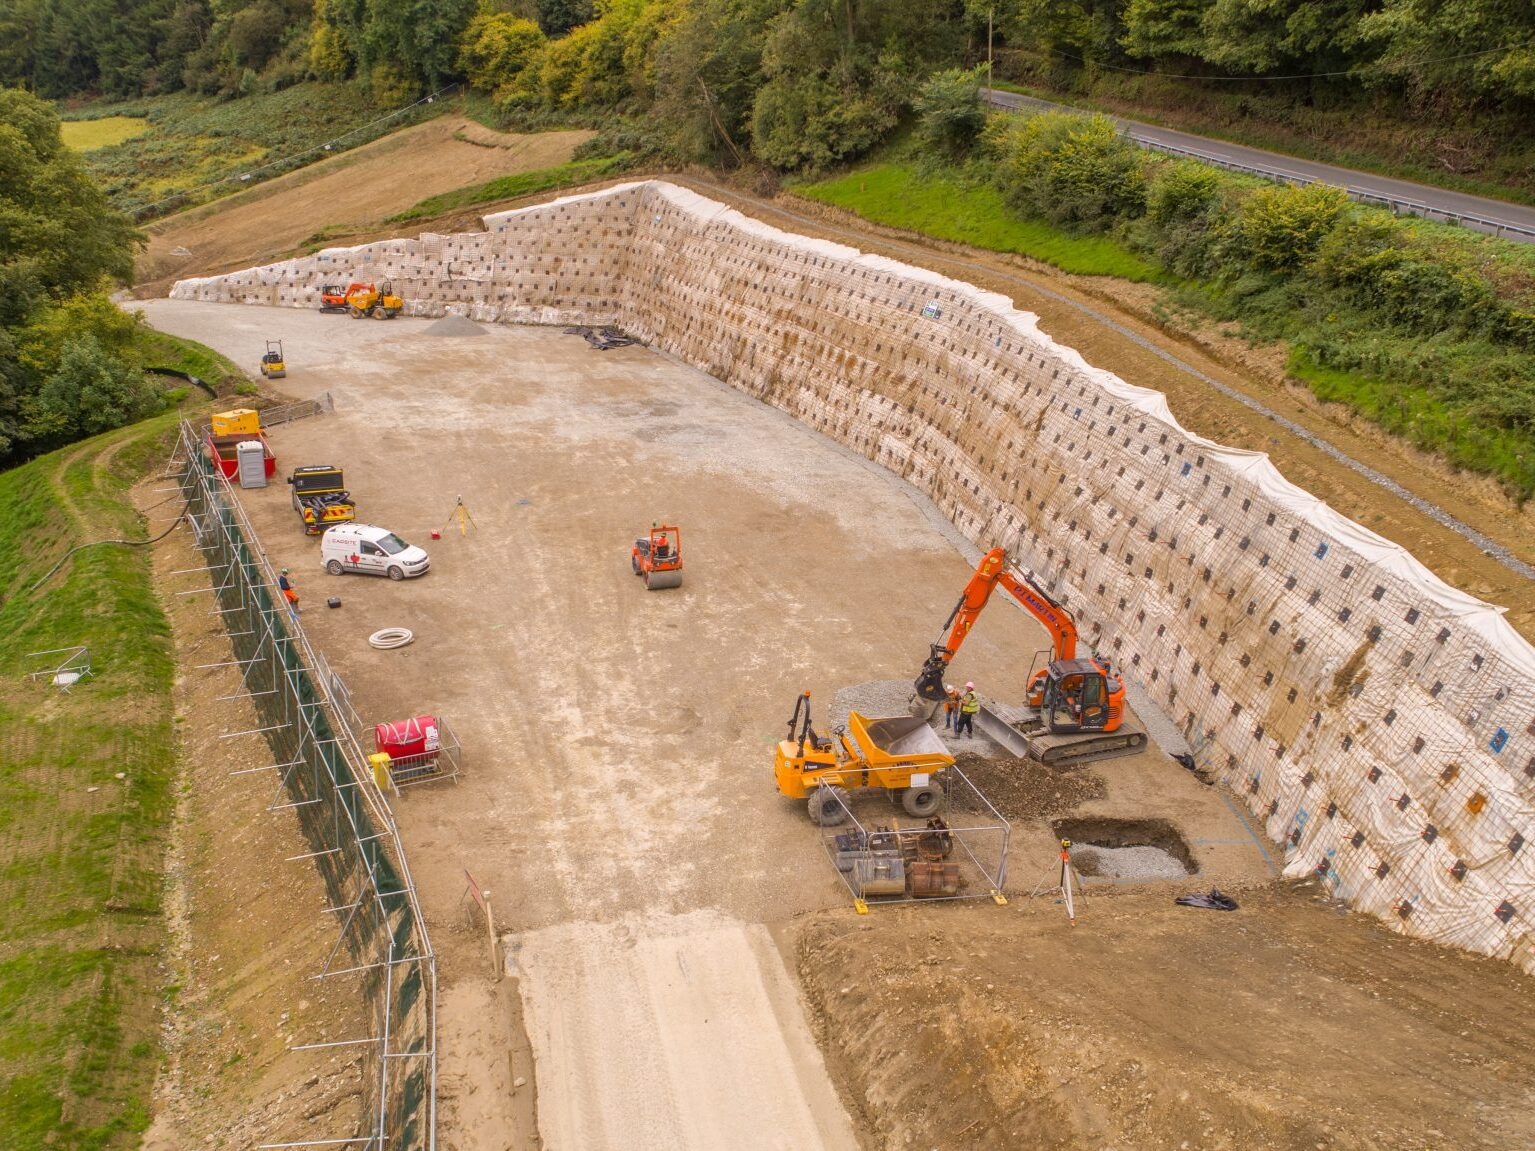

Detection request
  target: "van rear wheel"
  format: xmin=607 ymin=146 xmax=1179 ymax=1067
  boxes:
xmin=326 ymin=560 xmax=344 ymax=576
xmin=387 ymin=565 xmax=404 ymax=581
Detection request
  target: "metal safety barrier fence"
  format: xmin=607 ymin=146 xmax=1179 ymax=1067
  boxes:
xmin=175 ymin=419 xmax=436 ymax=1150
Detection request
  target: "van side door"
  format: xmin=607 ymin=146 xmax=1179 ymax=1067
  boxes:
xmin=358 ymin=540 xmax=386 ymax=574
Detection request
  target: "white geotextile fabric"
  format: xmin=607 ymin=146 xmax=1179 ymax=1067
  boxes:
xmin=634 ymin=182 xmax=1535 ymax=679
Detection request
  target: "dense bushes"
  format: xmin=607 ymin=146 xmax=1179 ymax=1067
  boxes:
xmin=970 ymin=105 xmax=1535 ymax=496
xmin=988 ymin=111 xmax=1147 ymax=227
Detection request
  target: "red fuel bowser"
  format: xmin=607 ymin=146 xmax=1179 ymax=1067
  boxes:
xmin=369 ymin=714 xmax=461 ymax=790
xmin=376 ymin=715 xmax=441 ymax=760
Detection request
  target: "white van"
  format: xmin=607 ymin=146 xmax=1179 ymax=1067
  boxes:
xmin=320 ymin=523 xmax=431 ymax=580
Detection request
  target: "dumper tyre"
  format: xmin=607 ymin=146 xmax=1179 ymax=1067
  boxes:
xmin=349 ymin=306 xmax=364 ymax=318
xmin=807 ymin=787 xmax=850 ymax=827
xmin=372 ymin=305 xmax=388 ymax=320
xmin=902 ymin=784 xmax=944 ymax=818
xmin=387 ymin=565 xmax=405 ymax=581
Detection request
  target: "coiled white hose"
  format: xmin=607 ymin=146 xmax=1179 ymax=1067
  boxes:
xmin=368 ymin=627 xmax=414 ymax=650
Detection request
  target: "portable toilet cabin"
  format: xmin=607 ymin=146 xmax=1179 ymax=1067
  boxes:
xmin=236 ymin=440 xmax=268 ymax=489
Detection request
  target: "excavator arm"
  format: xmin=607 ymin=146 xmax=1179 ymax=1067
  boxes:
xmin=914 ymin=546 xmax=1080 ymax=701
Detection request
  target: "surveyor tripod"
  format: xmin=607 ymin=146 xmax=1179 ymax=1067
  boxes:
xmin=1031 ymin=838 xmax=1087 ymax=925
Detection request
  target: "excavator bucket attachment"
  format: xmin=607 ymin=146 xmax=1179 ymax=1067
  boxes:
xmin=645 ymin=568 xmax=683 ymax=590
xmin=913 ymin=647 xmax=949 ymax=702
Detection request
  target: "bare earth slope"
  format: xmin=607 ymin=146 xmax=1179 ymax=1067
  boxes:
xmin=798 ymin=885 xmax=1535 ymax=1151
xmin=135 ymin=117 xmax=592 ymax=296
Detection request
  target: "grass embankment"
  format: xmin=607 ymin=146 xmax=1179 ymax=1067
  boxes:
xmin=0 ymin=415 xmax=181 ymax=1149
xmin=386 ymin=151 xmax=635 ymax=223
xmin=795 ymin=161 xmax=1164 ymax=281
xmin=790 ymin=145 xmax=1535 ymax=501
xmin=64 ymin=82 xmax=443 ymax=220
xmin=132 ymin=328 xmax=252 ymax=395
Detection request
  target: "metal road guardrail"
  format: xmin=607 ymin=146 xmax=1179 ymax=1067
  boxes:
xmin=983 ymin=89 xmax=1535 ymax=242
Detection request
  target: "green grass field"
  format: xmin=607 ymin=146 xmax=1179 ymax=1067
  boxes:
xmin=0 ymin=415 xmax=180 ymax=1149
xmin=67 ymin=82 xmax=441 ymax=220
xmin=793 ymin=161 xmax=1165 ymax=281
xmin=386 ymin=152 xmax=635 ymax=223
xmin=59 ymin=117 xmax=150 ymax=151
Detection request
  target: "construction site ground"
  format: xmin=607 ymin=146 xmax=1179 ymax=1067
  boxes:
xmin=139 ymin=300 xmax=1535 ymax=1150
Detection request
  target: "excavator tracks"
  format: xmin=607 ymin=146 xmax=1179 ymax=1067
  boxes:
xmin=975 ymin=704 xmax=1149 ymax=767
xmin=1025 ymin=726 xmax=1148 ymax=767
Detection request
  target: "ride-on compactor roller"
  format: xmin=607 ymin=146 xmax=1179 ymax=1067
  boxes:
xmin=631 ymin=523 xmax=683 ymax=589
xmin=774 ymin=691 xmax=952 ymax=827
xmin=259 ymin=340 xmax=286 ymax=378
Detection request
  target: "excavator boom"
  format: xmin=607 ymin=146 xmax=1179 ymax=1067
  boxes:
xmin=912 ymin=546 xmax=1143 ymax=761
xmin=914 ymin=547 xmax=1078 ymax=700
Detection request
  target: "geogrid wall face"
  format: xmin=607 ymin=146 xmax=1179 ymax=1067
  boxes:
xmin=172 ymin=181 xmax=1535 ymax=971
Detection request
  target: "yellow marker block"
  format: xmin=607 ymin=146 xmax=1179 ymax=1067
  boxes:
xmin=853 ymin=899 xmax=869 ymax=915
xmin=991 ymin=890 xmax=1009 ymax=906
xmin=369 ymin=752 xmax=392 ymax=789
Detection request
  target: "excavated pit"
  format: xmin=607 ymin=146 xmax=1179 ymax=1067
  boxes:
xmin=172 ymin=179 xmax=1535 ymax=973
xmin=1053 ymin=816 xmax=1197 ymax=878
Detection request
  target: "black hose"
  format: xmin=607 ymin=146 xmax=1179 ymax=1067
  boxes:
xmin=145 ymin=367 xmax=216 ymax=396
xmin=25 ymin=498 xmax=194 ymax=595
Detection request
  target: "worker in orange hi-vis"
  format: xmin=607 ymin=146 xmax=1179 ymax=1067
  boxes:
xmin=942 ymin=684 xmax=960 ymax=731
xmin=278 ymin=568 xmax=301 ymax=618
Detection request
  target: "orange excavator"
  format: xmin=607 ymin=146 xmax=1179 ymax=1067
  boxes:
xmin=915 ymin=547 xmax=1147 ymax=766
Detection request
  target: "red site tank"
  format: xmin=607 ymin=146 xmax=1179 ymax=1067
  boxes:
xmin=375 ymin=715 xmax=441 ymax=759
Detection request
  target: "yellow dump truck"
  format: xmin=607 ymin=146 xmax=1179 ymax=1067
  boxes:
xmin=774 ymin=691 xmax=953 ymax=826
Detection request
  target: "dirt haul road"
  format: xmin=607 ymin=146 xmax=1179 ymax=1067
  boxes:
xmin=139 ymin=300 xmax=1271 ymax=1150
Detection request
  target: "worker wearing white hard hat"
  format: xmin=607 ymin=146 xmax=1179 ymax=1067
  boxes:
xmin=942 ymin=683 xmax=960 ymax=731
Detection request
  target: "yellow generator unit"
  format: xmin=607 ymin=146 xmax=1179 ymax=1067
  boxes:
xmin=211 ymin=408 xmax=261 ymax=436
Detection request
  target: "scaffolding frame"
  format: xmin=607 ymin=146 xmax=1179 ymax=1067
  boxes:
xmin=175 ymin=421 xmax=436 ymax=1151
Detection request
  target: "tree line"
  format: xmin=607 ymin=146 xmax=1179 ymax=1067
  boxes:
xmin=0 ymin=88 xmax=161 ymax=465
xmin=2 ymin=0 xmax=1530 ymax=154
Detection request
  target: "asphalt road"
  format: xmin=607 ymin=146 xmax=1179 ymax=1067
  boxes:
xmin=984 ymin=88 xmax=1535 ymax=241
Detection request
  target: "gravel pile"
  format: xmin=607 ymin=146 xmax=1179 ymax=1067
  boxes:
xmin=951 ymin=751 xmax=1104 ymax=821
xmin=829 ymin=679 xmax=1013 ymax=758
xmin=1070 ymin=844 xmax=1190 ymax=881
xmin=423 ymin=314 xmax=486 ymax=337
xmin=828 ymin=679 xmax=921 ymax=730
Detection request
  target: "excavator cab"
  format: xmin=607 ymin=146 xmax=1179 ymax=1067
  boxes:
xmin=1038 ymin=659 xmax=1115 ymax=733
xmin=319 ymin=284 xmax=351 ymax=313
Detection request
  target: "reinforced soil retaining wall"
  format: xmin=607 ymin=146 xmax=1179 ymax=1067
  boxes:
xmin=173 ymin=180 xmax=1535 ymax=972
